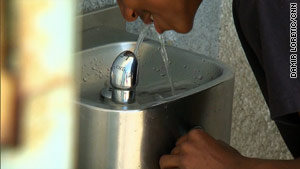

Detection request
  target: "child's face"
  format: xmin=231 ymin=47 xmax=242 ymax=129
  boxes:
xmin=117 ymin=0 xmax=202 ymax=33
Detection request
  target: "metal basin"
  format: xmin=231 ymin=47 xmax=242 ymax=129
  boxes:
xmin=77 ymin=36 xmax=234 ymax=169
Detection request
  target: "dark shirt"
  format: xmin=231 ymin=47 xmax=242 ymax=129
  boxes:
xmin=232 ymin=0 xmax=300 ymax=158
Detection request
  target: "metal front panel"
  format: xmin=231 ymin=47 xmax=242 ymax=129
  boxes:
xmin=77 ymin=78 xmax=234 ymax=169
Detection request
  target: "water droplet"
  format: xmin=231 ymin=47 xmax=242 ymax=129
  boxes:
xmin=183 ymin=65 xmax=187 ymax=69
xmin=156 ymin=69 xmax=161 ymax=72
xmin=160 ymin=73 xmax=166 ymax=77
xmin=197 ymin=75 xmax=203 ymax=80
xmin=92 ymin=67 xmax=96 ymax=70
xmin=152 ymin=67 xmax=156 ymax=70
xmin=83 ymin=77 xmax=87 ymax=82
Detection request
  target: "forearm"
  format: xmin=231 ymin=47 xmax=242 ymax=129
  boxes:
xmin=243 ymin=157 xmax=300 ymax=169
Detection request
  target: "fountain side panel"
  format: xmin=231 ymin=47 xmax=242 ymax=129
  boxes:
xmin=77 ymin=77 xmax=234 ymax=169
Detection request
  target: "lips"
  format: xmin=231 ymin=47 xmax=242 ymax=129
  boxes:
xmin=150 ymin=14 xmax=154 ymax=21
xmin=140 ymin=13 xmax=153 ymax=24
xmin=153 ymin=20 xmax=163 ymax=34
xmin=140 ymin=13 xmax=163 ymax=33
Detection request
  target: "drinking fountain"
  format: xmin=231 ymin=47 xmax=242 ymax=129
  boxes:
xmin=76 ymin=6 xmax=235 ymax=169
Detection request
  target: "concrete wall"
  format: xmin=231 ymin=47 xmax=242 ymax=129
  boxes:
xmin=78 ymin=0 xmax=116 ymax=13
xmin=80 ymin=0 xmax=293 ymax=159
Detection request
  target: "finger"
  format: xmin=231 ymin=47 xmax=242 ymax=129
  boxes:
xmin=159 ymin=155 xmax=180 ymax=169
xmin=170 ymin=146 xmax=180 ymax=155
xmin=188 ymin=128 xmax=213 ymax=142
xmin=176 ymin=134 xmax=188 ymax=146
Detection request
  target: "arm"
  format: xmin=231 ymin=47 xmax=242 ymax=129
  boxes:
xmin=243 ymin=157 xmax=300 ymax=169
xmin=160 ymin=129 xmax=300 ymax=169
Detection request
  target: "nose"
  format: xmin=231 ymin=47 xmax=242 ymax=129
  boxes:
xmin=121 ymin=7 xmax=138 ymax=22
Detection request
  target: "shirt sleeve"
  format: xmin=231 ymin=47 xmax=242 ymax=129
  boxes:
xmin=256 ymin=0 xmax=300 ymax=120
xmin=234 ymin=0 xmax=300 ymax=120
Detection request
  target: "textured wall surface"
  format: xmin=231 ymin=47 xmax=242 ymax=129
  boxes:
xmin=80 ymin=0 xmax=293 ymax=159
xmin=78 ymin=0 xmax=116 ymax=13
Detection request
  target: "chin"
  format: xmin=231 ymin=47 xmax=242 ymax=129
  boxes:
xmin=176 ymin=27 xmax=192 ymax=33
xmin=175 ymin=22 xmax=193 ymax=34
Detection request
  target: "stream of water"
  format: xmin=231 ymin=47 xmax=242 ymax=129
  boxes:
xmin=135 ymin=24 xmax=175 ymax=96
xmin=134 ymin=25 xmax=150 ymax=55
xmin=157 ymin=33 xmax=175 ymax=95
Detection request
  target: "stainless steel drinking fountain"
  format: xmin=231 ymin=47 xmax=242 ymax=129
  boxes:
xmin=76 ymin=6 xmax=234 ymax=169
